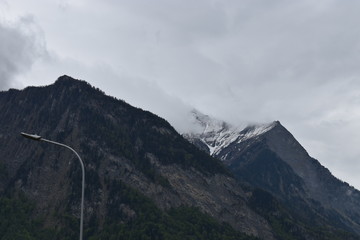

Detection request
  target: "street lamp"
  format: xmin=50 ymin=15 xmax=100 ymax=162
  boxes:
xmin=21 ymin=132 xmax=85 ymax=240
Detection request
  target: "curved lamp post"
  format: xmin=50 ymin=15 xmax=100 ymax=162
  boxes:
xmin=21 ymin=132 xmax=85 ymax=240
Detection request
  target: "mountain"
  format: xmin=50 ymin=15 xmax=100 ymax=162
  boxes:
xmin=1 ymin=76 xmax=359 ymax=240
xmin=184 ymin=110 xmax=360 ymax=237
xmin=0 ymin=76 xmax=274 ymax=239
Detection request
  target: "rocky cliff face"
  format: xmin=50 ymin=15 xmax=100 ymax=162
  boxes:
xmin=185 ymin=111 xmax=360 ymax=235
xmin=0 ymin=76 xmax=274 ymax=239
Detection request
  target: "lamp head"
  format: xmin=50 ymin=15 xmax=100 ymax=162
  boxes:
xmin=21 ymin=132 xmax=42 ymax=141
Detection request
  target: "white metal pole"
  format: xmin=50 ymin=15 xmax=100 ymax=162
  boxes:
xmin=21 ymin=132 xmax=85 ymax=240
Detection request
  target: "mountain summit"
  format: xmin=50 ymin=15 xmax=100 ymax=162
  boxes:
xmin=184 ymin=110 xmax=278 ymax=157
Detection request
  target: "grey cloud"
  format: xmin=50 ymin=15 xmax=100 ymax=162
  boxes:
xmin=92 ymin=0 xmax=360 ymax=120
xmin=0 ymin=16 xmax=46 ymax=90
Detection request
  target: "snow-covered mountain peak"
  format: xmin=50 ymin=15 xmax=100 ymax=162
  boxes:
xmin=185 ymin=110 xmax=278 ymax=156
xmin=189 ymin=109 xmax=233 ymax=134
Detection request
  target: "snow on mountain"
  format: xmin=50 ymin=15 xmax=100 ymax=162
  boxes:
xmin=184 ymin=110 xmax=278 ymax=157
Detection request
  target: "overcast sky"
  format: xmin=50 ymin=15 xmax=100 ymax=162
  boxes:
xmin=1 ymin=0 xmax=360 ymax=188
